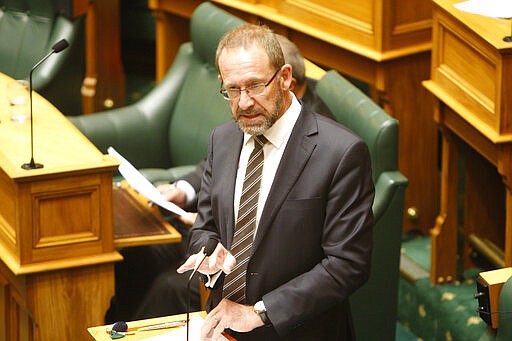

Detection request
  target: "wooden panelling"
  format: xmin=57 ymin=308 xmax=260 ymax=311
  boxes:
xmin=430 ymin=0 xmax=512 ymax=141
xmin=425 ymin=0 xmax=512 ymax=283
xmin=26 ymin=265 xmax=115 ymax=340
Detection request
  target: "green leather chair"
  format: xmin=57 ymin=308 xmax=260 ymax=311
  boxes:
xmin=69 ymin=2 xmax=243 ymax=183
xmin=494 ymin=276 xmax=512 ymax=340
xmin=316 ymin=70 xmax=408 ymax=341
xmin=0 ymin=0 xmax=85 ymax=115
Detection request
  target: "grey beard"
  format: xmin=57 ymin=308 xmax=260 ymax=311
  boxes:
xmin=237 ymin=118 xmax=274 ymax=135
xmin=236 ymin=90 xmax=283 ymax=135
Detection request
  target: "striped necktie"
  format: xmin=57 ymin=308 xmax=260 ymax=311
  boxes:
xmin=222 ymin=134 xmax=268 ymax=303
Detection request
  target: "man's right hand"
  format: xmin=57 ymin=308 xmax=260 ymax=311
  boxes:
xmin=157 ymin=183 xmax=187 ymax=208
xmin=176 ymin=242 xmax=236 ymax=275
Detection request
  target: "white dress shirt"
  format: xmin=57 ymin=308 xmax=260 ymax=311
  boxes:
xmin=203 ymin=93 xmax=302 ymax=288
xmin=234 ymin=94 xmax=301 ymax=237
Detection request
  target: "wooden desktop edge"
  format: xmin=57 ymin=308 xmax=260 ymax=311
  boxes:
xmin=113 ymin=180 xmax=182 ymax=248
xmin=88 ymin=311 xmax=237 ymax=340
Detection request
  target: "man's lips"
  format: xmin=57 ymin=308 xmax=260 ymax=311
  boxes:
xmin=239 ymin=113 xmax=263 ymax=120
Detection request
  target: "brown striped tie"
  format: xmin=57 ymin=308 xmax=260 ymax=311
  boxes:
xmin=222 ymin=134 xmax=268 ymax=303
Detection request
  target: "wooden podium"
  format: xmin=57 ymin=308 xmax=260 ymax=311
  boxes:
xmin=423 ymin=0 xmax=512 ymax=284
xmin=0 ymin=72 xmax=119 ymax=340
xmin=148 ymin=0 xmax=440 ymax=234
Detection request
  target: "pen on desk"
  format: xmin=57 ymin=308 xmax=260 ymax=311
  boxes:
xmin=137 ymin=320 xmax=187 ymax=331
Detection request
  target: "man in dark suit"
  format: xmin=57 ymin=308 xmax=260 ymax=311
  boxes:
xmin=105 ymin=33 xmax=339 ymax=324
xmin=177 ymin=24 xmax=374 ymax=340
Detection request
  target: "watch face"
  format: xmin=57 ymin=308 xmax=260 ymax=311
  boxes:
xmin=254 ymin=301 xmax=265 ymax=312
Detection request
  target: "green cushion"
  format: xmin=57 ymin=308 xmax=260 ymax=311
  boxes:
xmin=315 ymin=70 xmax=398 ymax=182
xmin=0 ymin=0 xmax=85 ymax=115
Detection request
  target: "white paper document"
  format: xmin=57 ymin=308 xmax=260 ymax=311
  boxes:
xmin=143 ymin=315 xmax=229 ymax=341
xmin=454 ymin=0 xmax=512 ymax=18
xmin=108 ymin=146 xmax=189 ymax=217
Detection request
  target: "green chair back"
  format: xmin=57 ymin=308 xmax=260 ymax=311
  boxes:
xmin=0 ymin=0 xmax=85 ymax=115
xmin=316 ymin=70 xmax=408 ymax=341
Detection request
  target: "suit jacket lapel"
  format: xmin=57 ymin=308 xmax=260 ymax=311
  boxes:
xmin=252 ymin=108 xmax=318 ymax=251
xmin=221 ymin=126 xmax=243 ymax=249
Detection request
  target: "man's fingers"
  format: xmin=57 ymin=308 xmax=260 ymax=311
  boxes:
xmin=208 ymin=245 xmax=222 ymax=269
xmin=179 ymin=212 xmax=197 ymax=226
xmin=221 ymin=252 xmax=237 ymax=274
xmin=176 ymin=253 xmax=199 ymax=273
xmin=201 ymin=312 xmax=219 ymax=339
xmin=212 ymin=320 xmax=226 ymax=341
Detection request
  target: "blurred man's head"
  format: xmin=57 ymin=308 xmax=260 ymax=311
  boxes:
xmin=275 ymin=34 xmax=307 ymax=99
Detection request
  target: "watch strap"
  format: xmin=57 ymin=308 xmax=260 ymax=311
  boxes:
xmin=254 ymin=302 xmax=271 ymax=325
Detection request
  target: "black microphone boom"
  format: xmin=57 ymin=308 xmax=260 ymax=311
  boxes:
xmin=187 ymin=237 xmax=219 ymax=282
xmin=21 ymin=38 xmax=70 ymax=170
xmin=186 ymin=237 xmax=219 ymax=341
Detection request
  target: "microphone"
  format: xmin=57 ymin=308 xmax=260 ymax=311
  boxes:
xmin=22 ymin=39 xmax=70 ymax=170
xmin=187 ymin=237 xmax=219 ymax=341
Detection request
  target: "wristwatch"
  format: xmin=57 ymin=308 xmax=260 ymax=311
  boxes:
xmin=253 ymin=300 xmax=271 ymax=325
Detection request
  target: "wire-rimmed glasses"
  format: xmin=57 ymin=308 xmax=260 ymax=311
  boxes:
xmin=220 ymin=69 xmax=280 ymax=101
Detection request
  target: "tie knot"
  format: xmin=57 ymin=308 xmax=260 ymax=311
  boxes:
xmin=253 ymin=135 xmax=268 ymax=148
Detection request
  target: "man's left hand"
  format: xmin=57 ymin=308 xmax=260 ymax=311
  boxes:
xmin=201 ymin=299 xmax=264 ymax=341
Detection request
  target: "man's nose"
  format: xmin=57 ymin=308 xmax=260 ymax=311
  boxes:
xmin=237 ymin=90 xmax=254 ymax=109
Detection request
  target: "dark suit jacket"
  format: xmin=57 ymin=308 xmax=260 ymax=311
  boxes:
xmin=188 ymin=106 xmax=374 ymax=340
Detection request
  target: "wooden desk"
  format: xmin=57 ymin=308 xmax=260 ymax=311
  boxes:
xmin=88 ymin=312 xmax=205 ymax=340
xmin=423 ymin=0 xmax=512 ymax=283
xmin=148 ymin=0 xmax=440 ymax=234
xmin=0 ymin=72 xmax=180 ymax=340
xmin=88 ymin=311 xmax=237 ymax=341
xmin=113 ymin=181 xmax=182 ymax=248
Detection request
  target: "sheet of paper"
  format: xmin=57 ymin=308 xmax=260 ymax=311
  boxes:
xmin=454 ymin=0 xmax=512 ymax=18
xmin=108 ymin=146 xmax=189 ymax=217
xmin=142 ymin=315 xmax=229 ymax=341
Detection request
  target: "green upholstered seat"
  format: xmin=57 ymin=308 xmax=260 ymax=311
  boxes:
xmin=316 ymin=70 xmax=408 ymax=341
xmin=0 ymin=0 xmax=85 ymax=115
xmin=69 ymin=2 xmax=244 ymax=182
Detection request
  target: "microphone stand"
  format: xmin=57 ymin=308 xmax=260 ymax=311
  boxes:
xmin=22 ymin=39 xmax=69 ymax=170
xmin=21 ymin=54 xmax=49 ymax=170
xmin=186 ymin=238 xmax=218 ymax=341
xmin=187 ymin=254 xmax=207 ymax=341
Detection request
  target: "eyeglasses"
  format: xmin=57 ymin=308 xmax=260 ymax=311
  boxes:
xmin=220 ymin=69 xmax=280 ymax=101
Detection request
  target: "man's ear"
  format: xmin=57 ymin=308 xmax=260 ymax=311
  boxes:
xmin=280 ymin=64 xmax=293 ymax=90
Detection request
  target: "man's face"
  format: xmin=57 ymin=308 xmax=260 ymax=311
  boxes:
xmin=218 ymin=46 xmax=286 ymax=135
